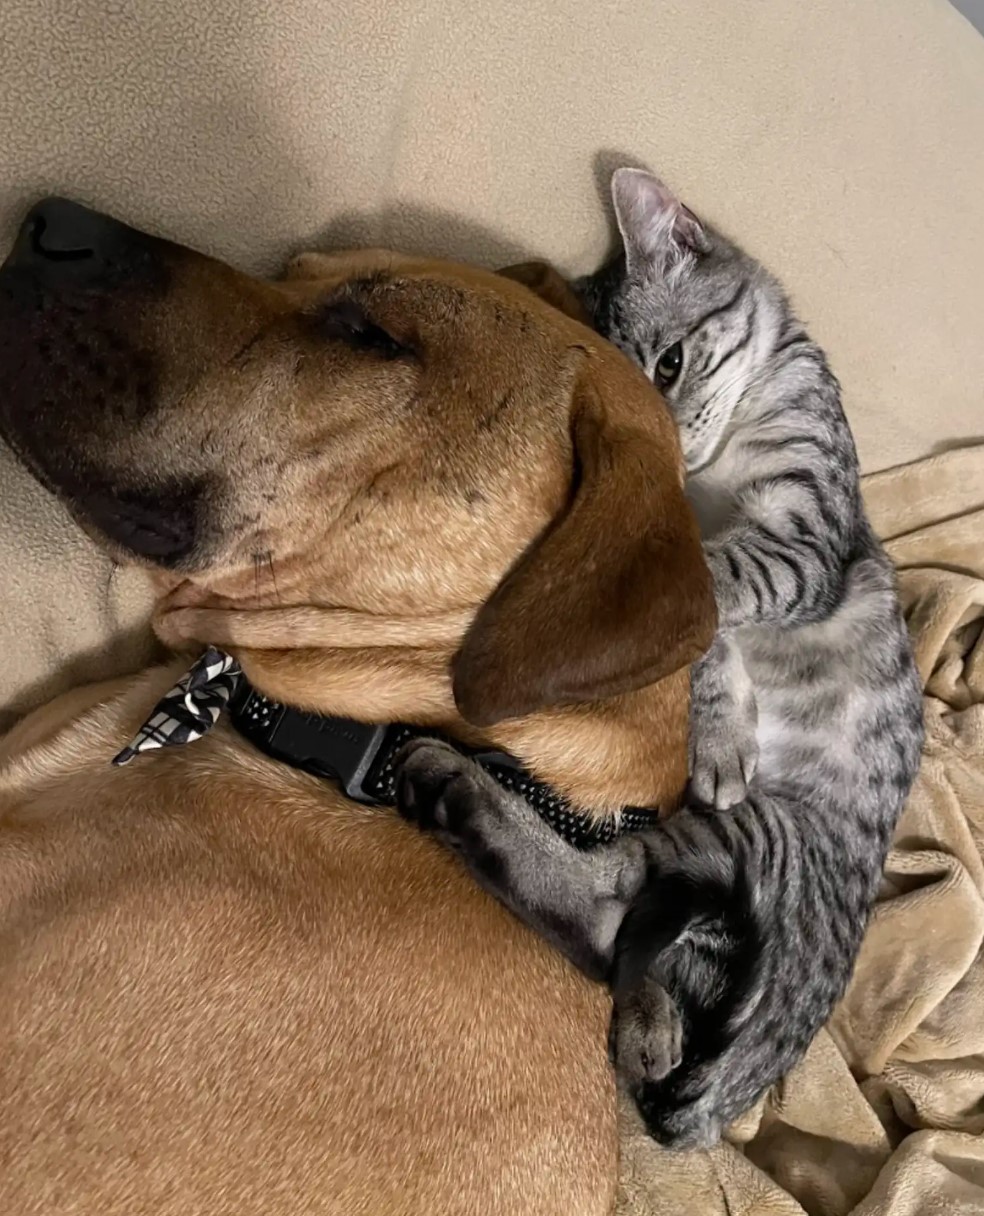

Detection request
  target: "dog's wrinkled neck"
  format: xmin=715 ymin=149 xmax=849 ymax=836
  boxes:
xmin=154 ymin=592 xmax=689 ymax=816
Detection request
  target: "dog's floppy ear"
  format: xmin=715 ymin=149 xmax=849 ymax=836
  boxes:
xmin=497 ymin=261 xmax=592 ymax=325
xmin=454 ymin=366 xmax=717 ymax=727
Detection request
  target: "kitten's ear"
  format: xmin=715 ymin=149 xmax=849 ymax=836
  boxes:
xmin=453 ymin=364 xmax=717 ymax=726
xmin=611 ymin=168 xmax=708 ymax=271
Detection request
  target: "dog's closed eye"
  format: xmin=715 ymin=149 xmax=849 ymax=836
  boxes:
xmin=316 ymin=295 xmax=415 ymax=361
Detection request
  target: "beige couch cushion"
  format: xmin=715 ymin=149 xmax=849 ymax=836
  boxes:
xmin=1 ymin=0 xmax=982 ymax=723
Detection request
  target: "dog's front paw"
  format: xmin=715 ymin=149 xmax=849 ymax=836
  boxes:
xmin=689 ymin=714 xmax=758 ymax=811
xmin=611 ymin=979 xmax=684 ymax=1092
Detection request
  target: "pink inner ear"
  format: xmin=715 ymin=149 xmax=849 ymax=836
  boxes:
xmin=612 ymin=168 xmax=704 ymax=260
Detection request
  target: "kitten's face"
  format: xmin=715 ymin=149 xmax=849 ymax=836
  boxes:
xmin=581 ymin=170 xmax=777 ymax=473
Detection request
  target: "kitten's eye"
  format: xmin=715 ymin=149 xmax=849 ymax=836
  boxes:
xmin=654 ymin=342 xmax=683 ymax=389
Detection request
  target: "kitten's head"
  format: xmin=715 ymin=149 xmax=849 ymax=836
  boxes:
xmin=581 ymin=169 xmax=787 ymax=472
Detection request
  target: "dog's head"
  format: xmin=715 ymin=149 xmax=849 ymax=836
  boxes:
xmin=0 ymin=199 xmax=715 ymax=734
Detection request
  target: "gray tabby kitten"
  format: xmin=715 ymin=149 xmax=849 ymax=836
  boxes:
xmin=396 ymin=168 xmax=924 ymax=1148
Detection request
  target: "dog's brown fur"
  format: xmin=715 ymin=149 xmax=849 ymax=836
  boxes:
xmin=0 ymin=216 xmax=715 ymax=1214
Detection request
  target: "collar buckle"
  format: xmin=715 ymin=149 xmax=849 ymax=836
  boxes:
xmin=233 ymin=688 xmax=393 ymax=805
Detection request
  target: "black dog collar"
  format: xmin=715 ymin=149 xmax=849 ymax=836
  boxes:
xmin=229 ymin=683 xmax=661 ymax=848
xmin=114 ymin=648 xmax=661 ymax=850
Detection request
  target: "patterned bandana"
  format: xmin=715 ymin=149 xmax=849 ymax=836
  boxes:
xmin=113 ymin=647 xmax=243 ymax=766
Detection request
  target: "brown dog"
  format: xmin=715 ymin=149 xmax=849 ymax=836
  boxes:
xmin=0 ymin=200 xmax=714 ymax=1215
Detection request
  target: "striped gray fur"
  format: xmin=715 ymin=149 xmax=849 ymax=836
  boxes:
xmin=396 ymin=168 xmax=924 ymax=1149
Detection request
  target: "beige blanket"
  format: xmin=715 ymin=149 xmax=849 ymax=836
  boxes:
xmin=619 ymin=443 xmax=984 ymax=1215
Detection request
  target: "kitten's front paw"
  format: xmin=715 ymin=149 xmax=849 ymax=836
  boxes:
xmin=689 ymin=717 xmax=758 ymax=810
xmin=396 ymin=738 xmax=488 ymax=836
xmin=611 ymin=979 xmax=683 ymax=1091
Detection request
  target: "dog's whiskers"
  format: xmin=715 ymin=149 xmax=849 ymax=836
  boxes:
xmin=265 ymin=552 xmax=282 ymax=603
xmin=252 ymin=549 xmax=282 ymax=604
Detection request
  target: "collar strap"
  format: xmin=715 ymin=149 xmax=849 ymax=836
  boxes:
xmin=229 ymin=682 xmax=660 ymax=851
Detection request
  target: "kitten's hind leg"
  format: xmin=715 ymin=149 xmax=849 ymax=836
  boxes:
xmin=610 ymin=973 xmax=683 ymax=1089
xmin=690 ymin=633 xmax=758 ymax=810
xmin=607 ymin=872 xmax=705 ymax=1098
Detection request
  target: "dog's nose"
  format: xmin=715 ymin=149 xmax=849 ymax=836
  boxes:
xmin=22 ymin=197 xmax=108 ymax=261
xmin=4 ymin=197 xmax=164 ymax=290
